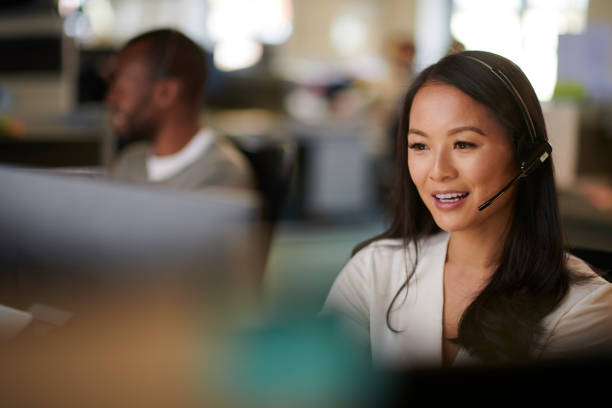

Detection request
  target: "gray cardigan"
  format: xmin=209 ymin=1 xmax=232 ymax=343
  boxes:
xmin=109 ymin=132 xmax=255 ymax=192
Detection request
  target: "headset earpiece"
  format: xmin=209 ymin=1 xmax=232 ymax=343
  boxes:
xmin=519 ymin=140 xmax=552 ymax=176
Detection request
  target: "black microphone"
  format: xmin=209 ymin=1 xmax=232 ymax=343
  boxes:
xmin=478 ymin=142 xmax=552 ymax=211
xmin=478 ymin=172 xmax=524 ymax=211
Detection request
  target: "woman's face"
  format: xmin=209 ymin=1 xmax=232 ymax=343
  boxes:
xmin=407 ymin=82 xmax=518 ymax=234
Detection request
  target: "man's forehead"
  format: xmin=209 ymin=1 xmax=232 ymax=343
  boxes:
xmin=122 ymin=39 xmax=150 ymax=57
xmin=115 ymin=43 xmax=153 ymax=75
xmin=119 ymin=42 xmax=149 ymax=64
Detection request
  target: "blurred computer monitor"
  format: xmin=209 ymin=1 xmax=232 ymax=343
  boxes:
xmin=0 ymin=164 xmax=262 ymax=314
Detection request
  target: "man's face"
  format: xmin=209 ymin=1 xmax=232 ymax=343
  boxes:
xmin=105 ymin=44 xmax=160 ymax=141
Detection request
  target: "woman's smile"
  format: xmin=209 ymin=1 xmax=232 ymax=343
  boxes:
xmin=432 ymin=191 xmax=470 ymax=209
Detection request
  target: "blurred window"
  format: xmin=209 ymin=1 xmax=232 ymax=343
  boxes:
xmin=62 ymin=0 xmax=293 ymax=72
xmin=451 ymin=0 xmax=589 ymax=100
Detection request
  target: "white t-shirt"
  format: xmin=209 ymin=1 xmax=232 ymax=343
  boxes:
xmin=323 ymin=231 xmax=612 ymax=368
xmin=146 ymin=128 xmax=214 ymax=182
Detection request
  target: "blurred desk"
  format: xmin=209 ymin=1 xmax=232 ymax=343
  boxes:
xmin=0 ymin=106 xmax=110 ymax=168
xmin=559 ymin=188 xmax=612 ymax=252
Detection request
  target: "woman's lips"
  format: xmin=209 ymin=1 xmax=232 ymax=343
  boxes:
xmin=432 ymin=192 xmax=469 ymax=209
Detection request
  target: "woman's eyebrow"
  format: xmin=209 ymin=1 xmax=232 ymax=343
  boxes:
xmin=448 ymin=125 xmax=486 ymax=136
xmin=407 ymin=128 xmax=427 ymax=136
xmin=408 ymin=126 xmax=487 ymax=137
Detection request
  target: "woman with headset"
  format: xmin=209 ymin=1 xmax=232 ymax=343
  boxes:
xmin=323 ymin=50 xmax=612 ymax=368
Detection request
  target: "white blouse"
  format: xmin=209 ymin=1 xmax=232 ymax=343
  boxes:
xmin=323 ymin=231 xmax=612 ymax=368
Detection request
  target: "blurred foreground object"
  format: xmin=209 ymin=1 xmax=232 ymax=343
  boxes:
xmin=0 ymin=163 xmax=266 ymax=406
xmin=0 ymin=164 xmax=263 ymax=316
xmin=207 ymin=312 xmax=385 ymax=408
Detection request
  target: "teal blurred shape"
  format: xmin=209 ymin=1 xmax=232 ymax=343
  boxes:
xmin=209 ymin=313 xmax=385 ymax=407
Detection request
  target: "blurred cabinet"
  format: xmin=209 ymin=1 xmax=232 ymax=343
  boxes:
xmin=287 ymin=120 xmax=376 ymax=219
xmin=0 ymin=6 xmax=108 ymax=168
xmin=0 ymin=106 xmax=110 ymax=168
xmin=0 ymin=9 xmax=77 ymax=119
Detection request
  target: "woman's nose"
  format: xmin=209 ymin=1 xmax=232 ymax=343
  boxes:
xmin=429 ymin=149 xmax=457 ymax=181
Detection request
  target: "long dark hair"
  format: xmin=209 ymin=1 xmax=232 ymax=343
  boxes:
xmin=355 ymin=50 xmax=581 ymax=363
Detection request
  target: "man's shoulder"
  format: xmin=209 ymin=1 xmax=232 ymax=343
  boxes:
xmin=186 ymin=135 xmax=247 ymax=172
xmin=174 ymin=131 xmax=256 ymax=190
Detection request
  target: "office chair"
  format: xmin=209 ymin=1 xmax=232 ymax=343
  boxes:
xmin=227 ymin=134 xmax=297 ymax=268
xmin=568 ymin=247 xmax=612 ymax=282
xmin=228 ymin=135 xmax=296 ymax=222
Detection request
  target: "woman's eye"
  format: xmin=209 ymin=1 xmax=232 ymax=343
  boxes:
xmin=454 ymin=141 xmax=475 ymax=149
xmin=408 ymin=143 xmax=427 ymax=151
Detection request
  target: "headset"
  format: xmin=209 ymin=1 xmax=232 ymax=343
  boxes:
xmin=462 ymin=55 xmax=553 ymax=211
xmin=154 ymin=29 xmax=180 ymax=80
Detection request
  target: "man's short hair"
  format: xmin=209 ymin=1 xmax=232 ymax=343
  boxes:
xmin=124 ymin=28 xmax=208 ymax=109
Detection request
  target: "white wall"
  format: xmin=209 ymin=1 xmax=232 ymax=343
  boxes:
xmin=277 ymin=0 xmax=416 ymax=62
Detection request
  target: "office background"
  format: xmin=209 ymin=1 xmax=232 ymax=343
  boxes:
xmin=0 ymin=0 xmax=610 ymax=314
xmin=1 ymin=1 xmax=612 ymax=405
xmin=1 ymin=0 xmax=610 ymax=313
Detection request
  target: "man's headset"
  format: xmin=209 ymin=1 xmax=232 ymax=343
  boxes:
xmin=154 ymin=29 xmax=180 ymax=80
xmin=462 ymin=55 xmax=553 ymax=211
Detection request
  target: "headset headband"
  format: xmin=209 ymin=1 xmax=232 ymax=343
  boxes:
xmin=461 ymin=54 xmax=552 ymax=181
xmin=462 ymin=55 xmax=538 ymax=146
xmin=156 ymin=30 xmax=180 ymax=79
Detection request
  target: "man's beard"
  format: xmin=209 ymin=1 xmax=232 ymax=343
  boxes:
xmin=122 ymin=117 xmax=158 ymax=143
xmin=114 ymin=100 xmax=160 ymax=145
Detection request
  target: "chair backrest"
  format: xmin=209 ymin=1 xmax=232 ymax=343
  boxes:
xmin=568 ymin=247 xmax=612 ymax=281
xmin=227 ymin=135 xmax=297 ymax=226
xmin=226 ymin=134 xmax=297 ymax=273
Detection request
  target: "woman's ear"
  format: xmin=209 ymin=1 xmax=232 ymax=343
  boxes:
xmin=153 ymin=78 xmax=181 ymax=109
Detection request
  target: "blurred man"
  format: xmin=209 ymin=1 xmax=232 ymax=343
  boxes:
xmin=106 ymin=28 xmax=255 ymax=191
